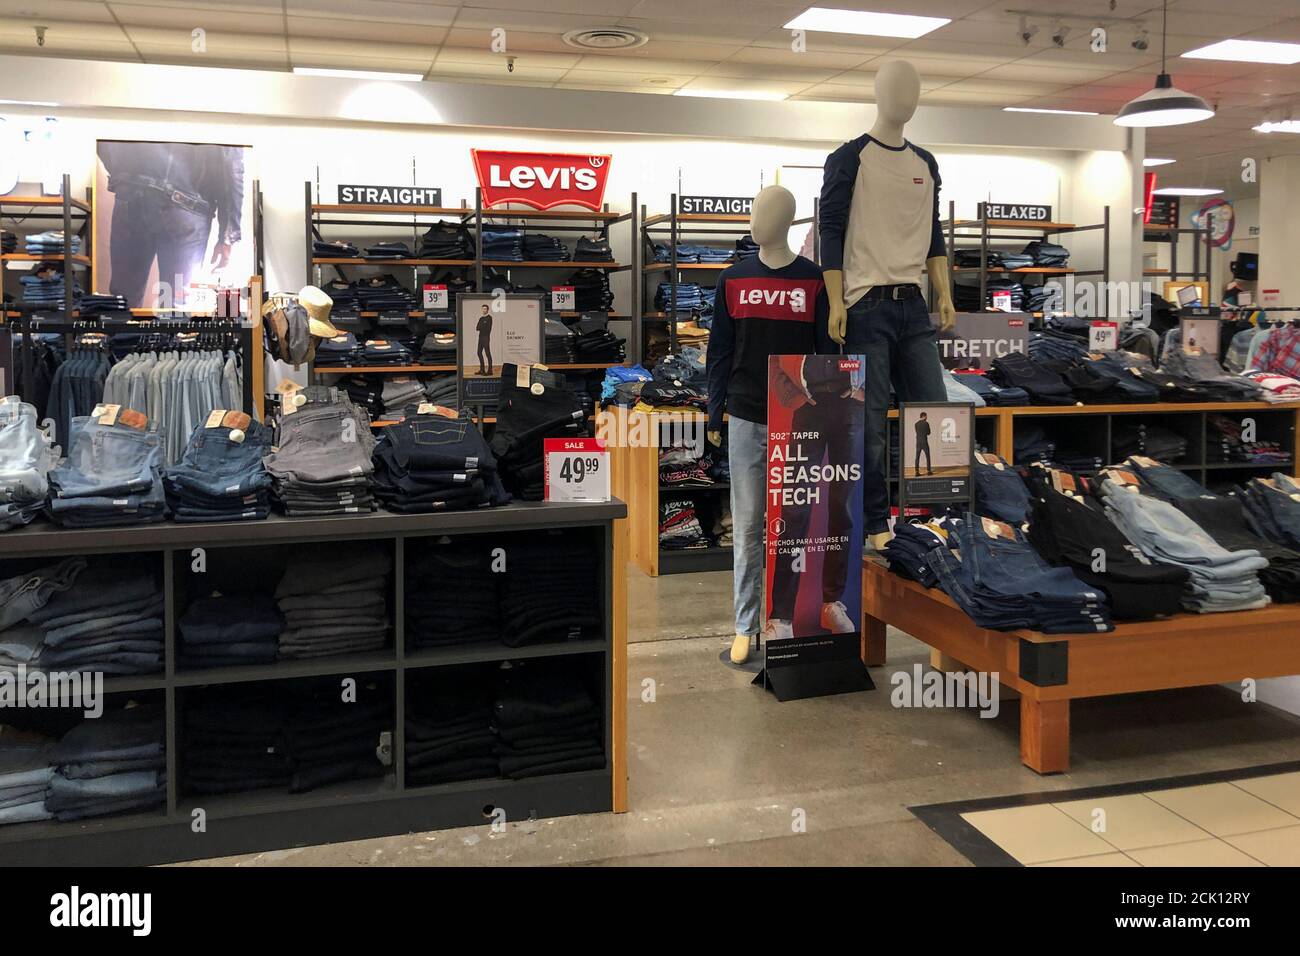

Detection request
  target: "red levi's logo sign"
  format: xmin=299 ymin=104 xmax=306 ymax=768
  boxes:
xmin=725 ymin=278 xmax=822 ymax=322
xmin=471 ymin=149 xmax=612 ymax=211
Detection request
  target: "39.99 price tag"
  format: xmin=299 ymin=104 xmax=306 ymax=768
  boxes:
xmin=423 ymin=284 xmax=448 ymax=310
xmin=544 ymin=437 xmax=609 ymax=503
xmin=1089 ymin=320 xmax=1118 ymax=352
xmin=991 ymin=291 xmax=1013 ymax=313
xmin=551 ymin=286 xmax=575 ymax=311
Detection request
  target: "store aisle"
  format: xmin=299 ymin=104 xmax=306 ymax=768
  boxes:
xmin=183 ymin=618 xmax=1300 ymax=867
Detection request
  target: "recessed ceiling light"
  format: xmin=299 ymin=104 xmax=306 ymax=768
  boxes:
xmin=1152 ymin=187 xmax=1224 ymax=196
xmin=1144 ymin=157 xmax=1177 ymax=166
xmin=1182 ymin=39 xmax=1300 ymax=65
xmin=0 ymin=99 xmax=59 ymax=107
xmin=1255 ymin=119 xmax=1300 ymax=133
xmin=674 ymin=89 xmax=788 ymax=101
xmin=1004 ymin=107 xmax=1099 ymax=116
xmin=784 ymin=7 xmax=950 ymax=39
xmin=294 ymin=67 xmax=424 ymax=82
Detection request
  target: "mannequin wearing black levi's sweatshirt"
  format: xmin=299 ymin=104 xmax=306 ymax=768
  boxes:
xmin=704 ymin=185 xmax=834 ymax=665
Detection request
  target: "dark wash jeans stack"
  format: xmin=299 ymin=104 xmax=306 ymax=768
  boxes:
xmin=0 ymin=737 xmax=55 ymax=825
xmin=405 ymin=538 xmax=501 ymax=649
xmin=274 ymin=543 xmax=391 ymax=659
xmin=9 ymin=557 xmax=163 ymax=675
xmin=1174 ymin=495 xmax=1300 ymax=603
xmin=264 ymin=387 xmax=377 ymax=516
xmin=47 ymin=705 xmax=166 ymax=821
xmin=182 ymin=679 xmax=389 ymax=795
xmin=972 ymin=454 xmax=1032 ymax=525
xmin=1099 ymin=477 xmax=1270 ymax=613
xmin=489 ymin=365 xmax=589 ymax=501
xmin=0 ymin=396 xmax=60 ymax=531
xmin=499 ymin=531 xmax=601 ymax=647
xmin=0 ymin=556 xmax=86 ymax=671
xmin=926 ymin=514 xmax=1114 ymax=633
xmin=47 ymin=414 xmax=168 ymax=528
xmin=1024 ymin=475 xmax=1188 ymax=620
xmin=372 ymin=408 xmax=509 ymax=513
xmin=1240 ymin=473 xmax=1300 ymax=551
xmin=164 ymin=415 xmax=274 ymax=522
xmin=883 ymin=518 xmax=958 ymax=588
xmin=844 ymin=287 xmax=947 ymax=535
xmin=495 ymin=659 xmax=603 ymax=780
xmin=406 ymin=668 xmax=498 ymax=786
xmin=178 ymin=593 xmax=282 ymax=668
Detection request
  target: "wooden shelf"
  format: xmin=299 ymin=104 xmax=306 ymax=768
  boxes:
xmin=643 ymin=212 xmax=750 ymax=226
xmin=1144 ymin=269 xmax=1170 ymax=276
xmin=2 ymin=253 xmax=90 ymax=267
xmin=948 ymin=219 xmax=1077 ymax=230
xmin=952 ymin=266 xmax=1074 ymax=275
xmin=311 ymin=204 xmax=471 ymax=215
xmin=0 ymin=195 xmax=91 ymax=214
xmin=312 ymin=257 xmax=473 ymax=267
xmin=481 ymin=207 xmax=619 ymax=221
xmin=315 ymin=364 xmax=447 ymax=374
xmin=484 ymin=259 xmax=620 ymax=269
xmin=643 ymin=262 xmax=729 ymax=272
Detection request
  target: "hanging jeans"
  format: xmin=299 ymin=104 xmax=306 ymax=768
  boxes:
xmin=844 ymin=286 xmax=946 ymax=535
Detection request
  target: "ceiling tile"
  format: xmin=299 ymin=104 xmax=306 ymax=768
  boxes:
xmin=0 ymin=0 xmax=115 ymax=22
xmin=557 ymin=68 xmax=678 ymax=88
xmin=123 ymin=25 xmax=285 ymax=52
xmin=285 ymin=0 xmax=458 ymax=24
xmin=291 ymin=35 xmax=439 ymax=62
xmin=722 ymin=44 xmax=872 ymax=71
xmin=435 ymin=46 xmax=580 ymax=69
xmin=440 ymin=27 xmax=578 ymax=55
xmin=468 ymin=0 xmax=641 ymax=14
xmin=429 ymin=59 xmax=568 ymax=82
xmin=289 ymin=17 xmax=446 ymax=45
xmin=626 ymin=0 xmax=803 ymax=26
xmin=109 ymin=3 xmax=284 ymax=32
xmin=700 ymin=60 xmax=836 ymax=83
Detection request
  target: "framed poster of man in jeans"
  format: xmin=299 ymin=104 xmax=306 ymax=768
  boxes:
xmin=898 ymin=402 xmax=975 ymax=514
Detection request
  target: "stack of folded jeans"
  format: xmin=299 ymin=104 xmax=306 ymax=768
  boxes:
xmin=1099 ymin=478 xmax=1270 ymax=613
xmin=320 ymin=279 xmax=361 ymax=315
xmin=419 ymin=331 xmax=457 ymax=364
xmin=572 ymin=324 xmax=626 ymax=362
xmin=954 ymin=248 xmax=997 ymax=268
xmin=576 ymin=235 xmax=614 ymax=262
xmin=489 ymin=366 xmax=588 ymax=500
xmin=943 ymin=369 xmax=986 ymax=406
xmin=1240 ymin=473 xmax=1300 ymax=550
xmin=544 ymin=316 xmax=578 ymax=363
xmin=315 ymin=332 xmax=363 ymax=367
xmin=654 ymin=282 xmax=706 ymax=313
xmin=264 ymin=387 xmax=377 ymax=516
xmin=1024 ymin=285 xmax=1055 ymax=312
xmin=0 ymin=737 xmax=54 ymax=825
xmin=178 ymin=593 xmax=281 ymax=668
xmin=0 ymin=395 xmax=60 ymax=531
xmin=682 ymin=244 xmax=732 ymax=263
xmin=406 ymin=669 xmax=498 ymax=785
xmin=19 ymin=266 xmax=79 ymax=311
xmin=423 ymin=374 xmax=458 ymax=409
xmin=1023 ymin=241 xmax=1070 ymax=267
xmin=381 ymin=377 xmax=426 ymax=415
xmin=954 ymin=372 xmax=1029 ymax=406
xmin=494 ymin=660 xmax=603 ymax=779
xmin=734 ymin=234 xmax=759 ymax=261
xmin=372 ymin=408 xmax=509 ymax=512
xmin=927 ymin=514 xmax=1113 ymax=632
xmin=24 ymin=558 xmax=164 ymax=674
xmin=569 ymin=268 xmax=615 ymax=312
xmin=499 ymin=532 xmax=601 ymax=647
xmin=312 ymin=239 xmax=360 ymax=258
xmin=1025 ymin=475 xmax=1188 ymax=620
xmin=1175 ymin=495 xmax=1300 ymax=603
xmin=361 ymin=338 xmax=413 ymax=365
xmin=482 ymin=227 xmax=524 ymax=261
xmin=164 ymin=414 xmax=273 ymax=523
xmin=183 ymin=680 xmax=389 ymax=795
xmin=883 ymin=518 xmax=959 ymax=587
xmin=274 ymin=544 xmax=391 ymax=659
xmin=405 ymin=538 xmax=500 ymax=648
xmin=1013 ymin=423 xmax=1056 ymax=466
xmin=0 ymin=230 xmax=14 ymax=253
xmin=364 ymin=241 xmax=411 ymax=260
xmin=355 ymin=275 xmax=416 ymax=314
xmin=1112 ymin=421 xmax=1188 ymax=463
xmin=973 ymin=452 xmax=1031 ymax=523
xmin=953 ymin=279 xmax=1024 ymax=311
xmin=47 ymin=706 xmax=166 ymax=821
xmin=997 ymin=252 xmax=1035 ymax=270
xmin=418 ymin=221 xmax=474 ymax=259
xmin=47 ymin=412 xmax=168 ymax=527
xmin=78 ymin=294 xmax=130 ymax=317
xmin=24 ymin=231 xmax=80 ymax=256
xmin=0 ymin=557 xmax=85 ymax=671
xmin=339 ymin=376 xmax=384 ymax=419
xmin=522 ymin=234 xmax=570 ymax=261
xmin=989 ymin=353 xmax=1074 ymax=405
xmin=1076 ymin=355 xmax=1162 ymax=403
xmin=1119 ymin=456 xmax=1211 ymax=502
xmin=1129 ymin=364 xmax=1214 ymax=402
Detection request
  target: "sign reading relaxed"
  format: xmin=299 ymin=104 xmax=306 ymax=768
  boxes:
xmin=978 ymin=202 xmax=1052 ymax=221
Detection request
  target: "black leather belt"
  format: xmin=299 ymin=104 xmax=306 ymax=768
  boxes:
xmin=109 ymin=174 xmax=212 ymax=218
xmin=864 ymin=283 xmax=922 ymax=300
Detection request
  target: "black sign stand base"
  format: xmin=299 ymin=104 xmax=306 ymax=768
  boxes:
xmin=753 ymin=659 xmax=874 ymax=702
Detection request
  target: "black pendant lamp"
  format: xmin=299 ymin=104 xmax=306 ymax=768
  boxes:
xmin=1114 ymin=0 xmax=1214 ymax=127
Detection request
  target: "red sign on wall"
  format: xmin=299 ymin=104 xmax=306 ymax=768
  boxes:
xmin=471 ymin=149 xmax=612 ymax=212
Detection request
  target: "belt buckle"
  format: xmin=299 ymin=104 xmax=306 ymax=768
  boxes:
xmin=892 ymin=286 xmax=906 ymax=301
xmin=171 ymin=190 xmax=186 ymax=206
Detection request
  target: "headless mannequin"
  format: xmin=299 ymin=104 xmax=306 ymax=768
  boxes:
xmin=710 ymin=185 xmax=797 ymax=664
xmin=822 ymin=59 xmax=956 ymax=552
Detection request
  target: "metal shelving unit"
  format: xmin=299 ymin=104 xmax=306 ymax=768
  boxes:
xmin=0 ymin=177 xmax=93 ymax=323
xmin=0 ymin=500 xmax=627 ymax=866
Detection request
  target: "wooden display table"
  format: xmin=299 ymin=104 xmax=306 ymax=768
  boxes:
xmin=861 ymin=557 xmax=1300 ymax=774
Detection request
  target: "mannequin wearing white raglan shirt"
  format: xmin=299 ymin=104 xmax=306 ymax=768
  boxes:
xmin=820 ymin=60 xmax=956 ymax=552
xmin=706 ymin=186 xmax=834 ymax=665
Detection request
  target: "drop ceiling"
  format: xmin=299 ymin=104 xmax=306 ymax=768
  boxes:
xmin=1 ymin=0 xmax=1297 ymax=191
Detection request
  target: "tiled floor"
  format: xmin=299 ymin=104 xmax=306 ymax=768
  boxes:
xmin=957 ymin=772 xmax=1300 ymax=866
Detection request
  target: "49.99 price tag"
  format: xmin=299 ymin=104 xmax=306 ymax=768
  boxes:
xmin=544 ymin=437 xmax=609 ymax=503
xmin=1089 ymin=320 xmax=1118 ymax=352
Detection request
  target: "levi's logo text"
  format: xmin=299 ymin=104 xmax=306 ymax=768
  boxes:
xmin=913 ymin=178 xmax=924 ymax=185
xmin=472 ymin=149 xmax=611 ymax=211
xmin=725 ymin=278 xmax=822 ymax=322
xmin=838 ymin=359 xmax=861 ymax=372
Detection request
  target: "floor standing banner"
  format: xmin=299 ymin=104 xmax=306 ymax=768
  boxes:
xmin=759 ymin=354 xmax=874 ymax=701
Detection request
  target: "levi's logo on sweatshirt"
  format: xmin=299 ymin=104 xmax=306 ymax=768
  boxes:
xmin=913 ymin=178 xmax=924 ymax=185
xmin=726 ymin=278 xmax=822 ymax=322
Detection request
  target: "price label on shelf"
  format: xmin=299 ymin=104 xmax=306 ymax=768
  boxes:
xmin=1088 ymin=320 xmax=1118 ymax=352
xmin=551 ymin=286 xmax=575 ymax=311
xmin=544 ymin=437 xmax=609 ymax=503
xmin=422 ymin=283 xmax=448 ymax=310
xmin=991 ymin=291 xmax=1013 ymax=312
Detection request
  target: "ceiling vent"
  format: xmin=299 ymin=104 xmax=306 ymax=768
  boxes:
xmin=562 ymin=27 xmax=649 ymax=51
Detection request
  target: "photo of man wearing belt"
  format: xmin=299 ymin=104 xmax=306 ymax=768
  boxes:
xmin=96 ymin=140 xmax=248 ymax=309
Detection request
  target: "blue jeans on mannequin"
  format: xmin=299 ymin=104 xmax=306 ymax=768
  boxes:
xmin=727 ymin=416 xmax=767 ymax=636
xmin=845 ymin=290 xmax=946 ymax=535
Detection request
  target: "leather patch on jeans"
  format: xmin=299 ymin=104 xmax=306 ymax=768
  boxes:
xmin=221 ymin=411 xmax=252 ymax=431
xmin=118 ymin=409 xmax=149 ymax=431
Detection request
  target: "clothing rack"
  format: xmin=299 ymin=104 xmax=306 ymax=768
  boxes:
xmin=9 ymin=313 xmax=257 ymax=419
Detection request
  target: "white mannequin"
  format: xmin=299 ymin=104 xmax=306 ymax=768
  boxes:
xmin=823 ymin=59 xmax=956 ymax=551
xmin=709 ymin=185 xmax=797 ymax=664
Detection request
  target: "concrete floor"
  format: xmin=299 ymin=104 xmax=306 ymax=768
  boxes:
xmin=189 ymin=567 xmax=1300 ymax=866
